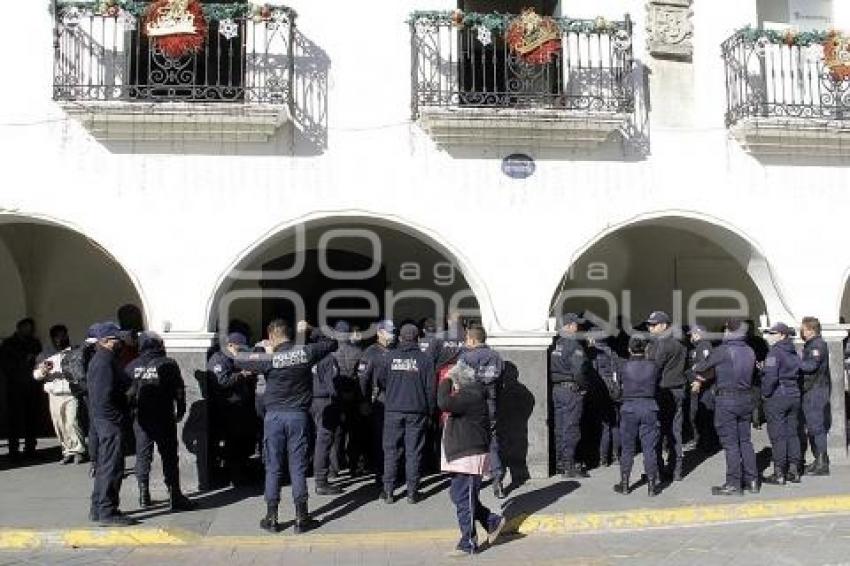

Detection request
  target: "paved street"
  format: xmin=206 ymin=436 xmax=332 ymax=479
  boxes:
xmin=2 ymin=515 xmax=850 ymax=565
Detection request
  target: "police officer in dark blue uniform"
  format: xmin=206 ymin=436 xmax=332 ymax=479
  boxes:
xmin=207 ymin=332 xmax=258 ymax=486
xmin=799 ymin=316 xmax=831 ymax=476
xmin=357 ymin=320 xmax=396 ymax=480
xmin=589 ymin=334 xmax=621 ymax=467
xmin=685 ymin=325 xmax=715 ymax=451
xmin=459 ymin=326 xmax=506 ymax=498
xmin=646 ymin=311 xmax=687 ymax=482
xmin=311 ymin=342 xmax=343 ymax=495
xmin=693 ymin=319 xmax=758 ymax=496
xmin=614 ymin=336 xmax=661 ymax=496
xmin=550 ymin=313 xmax=590 ymax=478
xmin=236 ymin=319 xmax=338 ymax=534
xmin=378 ymin=323 xmax=436 ymax=504
xmin=435 ymin=313 xmax=467 ymax=370
xmin=86 ymin=322 xmax=135 ymax=526
xmin=126 ymin=332 xmax=194 ymax=511
xmin=760 ymin=322 xmax=802 ymax=485
xmin=330 ymin=321 xmax=365 ymax=477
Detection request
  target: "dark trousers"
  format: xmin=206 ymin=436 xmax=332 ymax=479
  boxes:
xmin=552 ymin=384 xmax=584 ymax=470
xmin=134 ymin=418 xmax=179 ymax=487
xmin=764 ymin=394 xmax=802 ymax=473
xmin=7 ymin=382 xmax=39 ymax=453
xmin=340 ymin=400 xmax=368 ymax=473
xmin=715 ymin=398 xmax=757 ymax=487
xmin=223 ymin=401 xmax=258 ymax=477
xmin=486 ymin=399 xmax=502 ymax=481
xmin=382 ymin=411 xmax=427 ymax=494
xmin=658 ymin=387 xmax=685 ymax=472
xmin=370 ymin=400 xmax=385 ymax=477
xmin=619 ymin=403 xmax=659 ymax=479
xmin=449 ymin=473 xmax=500 ymax=553
xmin=90 ymin=419 xmax=125 ymax=519
xmin=599 ymin=401 xmax=621 ymax=463
xmin=802 ymin=385 xmax=830 ymax=457
xmin=310 ymin=397 xmax=340 ymax=483
xmin=263 ymin=410 xmax=309 ymax=506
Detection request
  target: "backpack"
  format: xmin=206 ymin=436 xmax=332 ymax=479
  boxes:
xmin=61 ymin=343 xmax=94 ymax=394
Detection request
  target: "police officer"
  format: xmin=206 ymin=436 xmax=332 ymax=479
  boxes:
xmin=126 ymin=332 xmax=194 ymax=512
xmin=311 ymin=339 xmax=343 ymax=495
xmin=357 ymin=320 xmax=396 ymax=480
xmin=459 ymin=326 xmax=506 ymax=498
xmin=589 ymin=334 xmax=621 ymax=467
xmin=760 ymin=322 xmax=802 ymax=485
xmin=646 ymin=311 xmax=687 ymax=482
xmin=379 ymin=323 xmax=436 ymax=504
xmin=207 ymin=332 xmax=258 ymax=486
xmin=550 ymin=313 xmax=590 ymax=478
xmin=614 ymin=336 xmax=661 ymax=497
xmin=330 ymin=321 xmax=365 ymax=477
xmin=693 ymin=319 xmax=758 ymax=496
xmin=799 ymin=316 xmax=831 ymax=476
xmin=436 ymin=312 xmax=467 ymax=370
xmin=86 ymin=322 xmax=135 ymax=526
xmin=685 ymin=325 xmax=715 ymax=451
xmin=237 ymin=319 xmax=338 ymax=534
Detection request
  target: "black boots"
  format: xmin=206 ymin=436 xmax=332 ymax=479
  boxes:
xmin=711 ymin=484 xmax=742 ymax=496
xmin=139 ymin=481 xmax=152 ymax=508
xmin=763 ymin=472 xmax=786 ymax=486
xmin=647 ymin=477 xmax=659 ymax=497
xmin=294 ymin=502 xmax=319 ymax=534
xmin=787 ymin=464 xmax=801 ymax=484
xmin=260 ymin=502 xmax=279 ymax=533
xmin=613 ymin=473 xmax=629 ymax=495
xmin=561 ymin=464 xmax=589 ymax=479
xmin=315 ymin=481 xmax=343 ymax=496
xmin=169 ymin=487 xmax=195 ymax=512
xmin=493 ymin=479 xmax=506 ymax=500
xmin=808 ymin=453 xmax=830 ymax=476
xmin=744 ymin=479 xmax=761 ymax=494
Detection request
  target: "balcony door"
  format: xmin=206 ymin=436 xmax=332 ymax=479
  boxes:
xmin=457 ymin=0 xmax=562 ymax=107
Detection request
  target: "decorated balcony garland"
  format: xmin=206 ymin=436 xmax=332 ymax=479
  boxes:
xmin=736 ymin=26 xmax=850 ymax=81
xmin=409 ymin=9 xmax=631 ymax=65
xmin=55 ymin=0 xmax=295 ymax=24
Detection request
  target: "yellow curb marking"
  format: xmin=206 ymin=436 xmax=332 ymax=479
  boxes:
xmin=4 ymin=494 xmax=850 ymax=549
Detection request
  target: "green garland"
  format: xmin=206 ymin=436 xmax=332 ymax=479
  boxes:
xmin=407 ymin=10 xmax=627 ymax=34
xmin=55 ymin=1 xmax=296 ymax=21
xmin=736 ymin=25 xmax=831 ymax=47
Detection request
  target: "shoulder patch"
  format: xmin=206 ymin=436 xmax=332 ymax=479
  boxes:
xmin=813 ymin=349 xmax=821 ymax=358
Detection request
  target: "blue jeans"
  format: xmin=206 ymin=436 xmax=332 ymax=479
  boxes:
xmin=449 ymin=473 xmax=501 ymax=553
xmin=264 ymin=410 xmax=310 ymax=505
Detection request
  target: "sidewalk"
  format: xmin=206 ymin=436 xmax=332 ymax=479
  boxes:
xmin=2 ymin=432 xmax=850 ymax=550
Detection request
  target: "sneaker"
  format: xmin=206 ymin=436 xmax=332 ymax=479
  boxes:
xmin=406 ymin=491 xmax=420 ymax=504
xmin=379 ymin=490 xmax=394 ymax=504
xmin=486 ymin=516 xmax=506 ymax=546
xmin=447 ymin=546 xmax=476 ymax=558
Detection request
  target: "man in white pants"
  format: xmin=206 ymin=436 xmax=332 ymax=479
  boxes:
xmin=33 ymin=325 xmax=87 ymax=465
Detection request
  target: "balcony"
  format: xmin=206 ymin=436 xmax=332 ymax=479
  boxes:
xmin=52 ymin=1 xmax=296 ymax=142
xmin=409 ymin=10 xmax=636 ymax=149
xmin=723 ymin=27 xmax=850 ymax=156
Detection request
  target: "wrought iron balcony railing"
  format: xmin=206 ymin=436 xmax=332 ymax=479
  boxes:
xmin=52 ymin=1 xmax=295 ymax=107
xmin=723 ymin=27 xmax=850 ymax=126
xmin=409 ymin=10 xmax=635 ymax=118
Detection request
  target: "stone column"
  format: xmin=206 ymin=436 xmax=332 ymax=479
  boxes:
xmin=163 ymin=332 xmax=215 ymax=492
xmin=488 ymin=332 xmax=554 ymax=480
xmin=822 ymin=326 xmax=849 ymax=463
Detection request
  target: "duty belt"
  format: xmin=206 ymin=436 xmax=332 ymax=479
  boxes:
xmin=715 ymin=388 xmax=751 ymax=397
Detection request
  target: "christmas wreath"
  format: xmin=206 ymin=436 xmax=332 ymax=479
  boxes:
xmin=505 ymin=8 xmax=562 ymax=65
xmin=824 ymin=31 xmax=850 ymax=81
xmin=144 ymin=0 xmax=207 ymax=59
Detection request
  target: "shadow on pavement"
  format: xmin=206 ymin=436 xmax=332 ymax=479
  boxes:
xmin=500 ymin=480 xmax=580 ymax=532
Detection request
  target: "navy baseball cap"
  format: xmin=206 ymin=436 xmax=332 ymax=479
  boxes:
xmin=766 ymin=322 xmax=794 ymax=336
xmin=561 ymin=313 xmax=583 ymax=326
xmin=89 ymin=322 xmax=122 ymax=340
xmin=377 ymin=320 xmax=395 ymax=333
xmin=646 ymin=311 xmax=671 ymax=325
xmin=226 ymin=332 xmax=248 ymax=346
xmin=688 ymin=324 xmax=707 ymax=335
xmin=399 ymin=323 xmax=419 ymax=342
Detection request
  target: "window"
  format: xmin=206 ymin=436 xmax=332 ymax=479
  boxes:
xmin=758 ymin=0 xmax=833 ymax=31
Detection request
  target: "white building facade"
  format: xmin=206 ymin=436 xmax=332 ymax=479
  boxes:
xmin=2 ymin=0 xmax=850 ymax=483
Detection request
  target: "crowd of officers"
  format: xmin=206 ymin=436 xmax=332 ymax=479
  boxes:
xmin=0 ymin=307 xmax=840 ymax=530
xmin=553 ymin=310 xmax=835 ymax=497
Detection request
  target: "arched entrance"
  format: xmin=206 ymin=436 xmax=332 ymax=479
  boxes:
xmin=208 ymin=216 xmax=487 ymax=343
xmin=550 ymin=216 xmax=788 ymax=340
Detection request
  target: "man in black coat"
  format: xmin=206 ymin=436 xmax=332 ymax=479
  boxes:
xmin=86 ymin=322 xmax=135 ymax=526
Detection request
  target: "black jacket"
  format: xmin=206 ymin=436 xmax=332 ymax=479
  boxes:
xmin=126 ymin=347 xmax=186 ymax=423
xmin=648 ymin=334 xmax=686 ymax=389
xmin=800 ymin=336 xmax=830 ymax=392
xmin=380 ymin=342 xmax=436 ymax=414
xmin=86 ymin=346 xmax=131 ymax=424
xmin=437 ymin=378 xmax=490 ymax=462
xmin=549 ymin=335 xmax=588 ymax=387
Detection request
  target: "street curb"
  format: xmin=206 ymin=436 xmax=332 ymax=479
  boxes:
xmin=3 ymin=494 xmax=850 ymax=549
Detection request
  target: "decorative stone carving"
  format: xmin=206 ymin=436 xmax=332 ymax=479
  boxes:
xmin=646 ymin=0 xmax=693 ymax=61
